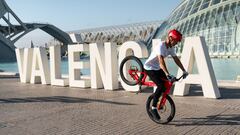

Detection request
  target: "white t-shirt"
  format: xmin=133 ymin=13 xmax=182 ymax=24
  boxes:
xmin=144 ymin=42 xmax=176 ymax=70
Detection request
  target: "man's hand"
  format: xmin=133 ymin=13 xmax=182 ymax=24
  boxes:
xmin=183 ymin=71 xmax=189 ymax=79
xmin=167 ymin=74 xmax=176 ymax=82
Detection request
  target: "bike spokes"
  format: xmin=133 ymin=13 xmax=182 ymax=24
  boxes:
xmin=119 ymin=56 xmax=144 ymax=86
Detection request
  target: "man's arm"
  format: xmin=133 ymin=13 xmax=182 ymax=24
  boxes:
xmin=172 ymin=56 xmax=186 ymax=72
xmin=158 ymin=55 xmax=170 ymax=76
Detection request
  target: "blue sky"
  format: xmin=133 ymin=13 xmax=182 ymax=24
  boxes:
xmin=6 ymin=0 xmax=181 ymax=47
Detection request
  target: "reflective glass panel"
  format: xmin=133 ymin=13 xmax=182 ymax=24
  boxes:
xmin=211 ymin=0 xmax=221 ymax=5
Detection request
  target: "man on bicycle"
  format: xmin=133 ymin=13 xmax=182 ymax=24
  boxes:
xmin=144 ymin=29 xmax=188 ymax=120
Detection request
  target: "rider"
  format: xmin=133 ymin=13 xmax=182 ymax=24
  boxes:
xmin=144 ymin=29 xmax=188 ymax=120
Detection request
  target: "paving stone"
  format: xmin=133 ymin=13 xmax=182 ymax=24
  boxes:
xmin=0 ymin=78 xmax=240 ymax=135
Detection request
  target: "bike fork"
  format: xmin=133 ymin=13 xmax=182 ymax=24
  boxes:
xmin=158 ymin=93 xmax=167 ymax=110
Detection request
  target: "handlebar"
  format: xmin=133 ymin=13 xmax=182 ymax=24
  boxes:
xmin=175 ymin=75 xmax=184 ymax=82
xmin=161 ymin=74 xmax=184 ymax=83
xmin=166 ymin=74 xmax=185 ymax=83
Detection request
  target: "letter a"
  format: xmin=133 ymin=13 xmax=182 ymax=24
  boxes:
xmin=174 ymin=36 xmax=221 ymax=98
xmin=30 ymin=47 xmax=50 ymax=84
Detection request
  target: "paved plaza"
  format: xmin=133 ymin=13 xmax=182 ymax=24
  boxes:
xmin=0 ymin=78 xmax=240 ymax=135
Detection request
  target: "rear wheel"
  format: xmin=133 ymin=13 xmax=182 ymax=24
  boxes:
xmin=146 ymin=94 xmax=175 ymax=124
xmin=119 ymin=55 xmax=144 ymax=86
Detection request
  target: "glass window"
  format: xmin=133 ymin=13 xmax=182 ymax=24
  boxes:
xmin=181 ymin=0 xmax=196 ymax=19
xmin=154 ymin=21 xmax=167 ymax=39
xmin=197 ymin=14 xmax=205 ymax=31
xmin=177 ymin=23 xmax=184 ymax=33
xmin=209 ymin=9 xmax=217 ymax=28
xmin=186 ymin=18 xmax=194 ymax=34
xmin=226 ymin=4 xmax=236 ymax=25
xmin=204 ymin=11 xmax=210 ymax=26
xmin=216 ymin=7 xmax=223 ymax=26
xmin=223 ymin=5 xmax=229 ymax=22
xmin=169 ymin=11 xmax=179 ymax=26
xmin=236 ymin=2 xmax=240 ymax=15
xmin=234 ymin=2 xmax=240 ymax=23
xmin=182 ymin=20 xmax=189 ymax=34
xmin=176 ymin=26 xmax=181 ymax=31
xmin=231 ymin=2 xmax=236 ymax=14
xmin=190 ymin=0 xmax=202 ymax=15
xmin=174 ymin=3 xmax=187 ymax=23
xmin=211 ymin=0 xmax=221 ymax=6
xmin=224 ymin=5 xmax=230 ymax=13
xmin=192 ymin=16 xmax=199 ymax=33
xmin=200 ymin=0 xmax=211 ymax=10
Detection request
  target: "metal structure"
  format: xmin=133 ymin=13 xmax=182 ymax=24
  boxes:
xmin=0 ymin=0 xmax=72 ymax=61
xmin=151 ymin=0 xmax=240 ymax=57
xmin=70 ymin=21 xmax=162 ymax=45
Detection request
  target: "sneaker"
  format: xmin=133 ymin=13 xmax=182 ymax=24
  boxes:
xmin=150 ymin=108 xmax=161 ymax=120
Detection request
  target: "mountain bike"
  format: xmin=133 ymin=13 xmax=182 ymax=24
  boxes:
xmin=119 ymin=55 xmax=184 ymax=124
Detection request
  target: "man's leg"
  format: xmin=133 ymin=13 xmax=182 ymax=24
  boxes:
xmin=145 ymin=69 xmax=166 ymax=120
xmin=145 ymin=69 xmax=166 ymax=107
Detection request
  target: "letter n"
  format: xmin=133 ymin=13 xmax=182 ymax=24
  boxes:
xmin=89 ymin=42 xmax=118 ymax=90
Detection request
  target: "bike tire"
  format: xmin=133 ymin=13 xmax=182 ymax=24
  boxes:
xmin=146 ymin=94 xmax=175 ymax=124
xmin=119 ymin=55 xmax=144 ymax=86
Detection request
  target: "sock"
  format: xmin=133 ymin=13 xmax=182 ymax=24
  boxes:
xmin=152 ymin=106 xmax=157 ymax=110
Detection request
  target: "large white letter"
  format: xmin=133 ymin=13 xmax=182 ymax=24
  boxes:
xmin=118 ymin=41 xmax=148 ymax=91
xmin=15 ymin=48 xmax=33 ymax=83
xmin=68 ymin=44 xmax=90 ymax=88
xmin=30 ymin=47 xmax=50 ymax=84
xmin=49 ymin=45 xmax=68 ymax=86
xmin=174 ymin=36 xmax=221 ymax=98
xmin=89 ymin=42 xmax=118 ymax=90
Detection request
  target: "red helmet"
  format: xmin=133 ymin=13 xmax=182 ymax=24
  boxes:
xmin=168 ymin=29 xmax=182 ymax=42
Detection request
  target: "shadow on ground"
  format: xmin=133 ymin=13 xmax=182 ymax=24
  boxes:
xmin=134 ymin=84 xmax=240 ymax=99
xmin=0 ymin=96 xmax=136 ymax=105
xmin=170 ymin=114 xmax=240 ymax=126
xmin=186 ymin=85 xmax=240 ymax=99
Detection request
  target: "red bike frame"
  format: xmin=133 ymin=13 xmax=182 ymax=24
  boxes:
xmin=129 ymin=68 xmax=174 ymax=110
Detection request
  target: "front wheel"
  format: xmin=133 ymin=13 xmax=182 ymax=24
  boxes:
xmin=146 ymin=94 xmax=175 ymax=124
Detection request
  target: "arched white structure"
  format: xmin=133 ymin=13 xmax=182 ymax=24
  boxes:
xmin=0 ymin=0 xmax=72 ymax=61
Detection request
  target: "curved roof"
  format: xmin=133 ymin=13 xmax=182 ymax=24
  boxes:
xmin=166 ymin=0 xmax=238 ymax=29
xmin=150 ymin=0 xmax=240 ymax=55
xmin=70 ymin=20 xmax=162 ymax=45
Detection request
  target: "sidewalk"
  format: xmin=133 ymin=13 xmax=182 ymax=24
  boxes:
xmin=0 ymin=78 xmax=239 ymax=135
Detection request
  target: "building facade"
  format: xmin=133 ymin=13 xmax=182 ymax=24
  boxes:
xmin=151 ymin=0 xmax=240 ymax=57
